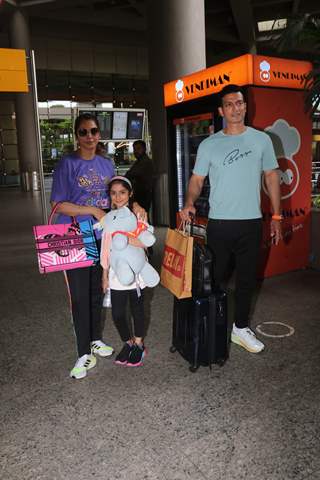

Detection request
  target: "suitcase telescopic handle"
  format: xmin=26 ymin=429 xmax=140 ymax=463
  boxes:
xmin=189 ymin=214 xmax=206 ymax=238
xmin=190 ymin=213 xmax=195 ymax=237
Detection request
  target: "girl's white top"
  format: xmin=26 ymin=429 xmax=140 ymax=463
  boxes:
xmin=109 ymin=266 xmax=146 ymax=291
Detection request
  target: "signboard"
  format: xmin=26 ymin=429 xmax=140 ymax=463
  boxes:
xmin=163 ymin=54 xmax=312 ymax=107
xmin=0 ymin=48 xmax=28 ymax=92
xmin=164 ymin=54 xmax=253 ymax=107
xmin=78 ymin=108 xmax=145 ymax=141
xmin=127 ymin=111 xmax=144 ymax=139
xmin=112 ymin=111 xmax=128 ymax=139
xmin=253 ymin=55 xmax=311 ymax=90
xmin=96 ymin=111 xmax=112 ymax=139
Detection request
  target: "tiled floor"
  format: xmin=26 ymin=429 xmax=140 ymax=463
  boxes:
xmin=1 ymin=188 xmax=320 ymax=480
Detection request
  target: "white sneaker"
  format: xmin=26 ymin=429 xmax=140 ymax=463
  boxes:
xmin=91 ymin=340 xmax=114 ymax=358
xmin=70 ymin=354 xmax=97 ymax=379
xmin=231 ymin=324 xmax=265 ymax=353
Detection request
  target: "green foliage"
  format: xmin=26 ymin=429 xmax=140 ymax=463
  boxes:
xmin=312 ymin=195 xmax=320 ymax=208
xmin=40 ymin=119 xmax=74 ymax=172
xmin=305 ymin=66 xmax=320 ymax=114
xmin=276 ymin=14 xmax=320 ymax=115
xmin=277 ymin=15 xmax=320 ymax=53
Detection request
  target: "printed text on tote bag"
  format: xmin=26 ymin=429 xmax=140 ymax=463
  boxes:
xmin=162 ymin=245 xmax=185 ymax=278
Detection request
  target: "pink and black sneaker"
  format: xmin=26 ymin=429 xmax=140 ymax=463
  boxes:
xmin=127 ymin=344 xmax=146 ymax=367
xmin=114 ymin=342 xmax=132 ymax=365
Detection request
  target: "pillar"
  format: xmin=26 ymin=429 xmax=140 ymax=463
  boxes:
xmin=9 ymin=9 xmax=40 ymax=191
xmin=148 ymin=0 xmax=206 ymax=225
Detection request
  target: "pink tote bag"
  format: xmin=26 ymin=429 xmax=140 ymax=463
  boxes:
xmin=33 ymin=203 xmax=99 ymax=274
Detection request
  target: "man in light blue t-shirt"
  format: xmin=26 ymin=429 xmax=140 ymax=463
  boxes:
xmin=180 ymin=84 xmax=282 ymax=354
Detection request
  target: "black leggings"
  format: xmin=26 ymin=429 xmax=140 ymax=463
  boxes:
xmin=66 ymin=262 xmax=103 ymax=357
xmin=111 ymin=289 xmax=145 ymax=342
xmin=207 ymin=218 xmax=262 ymax=329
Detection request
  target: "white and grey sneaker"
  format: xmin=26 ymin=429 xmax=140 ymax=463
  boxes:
xmin=231 ymin=324 xmax=265 ymax=353
xmin=91 ymin=340 xmax=114 ymax=358
xmin=70 ymin=354 xmax=97 ymax=379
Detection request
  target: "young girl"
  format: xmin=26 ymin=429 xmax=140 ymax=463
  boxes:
xmin=102 ymin=176 xmax=152 ymax=367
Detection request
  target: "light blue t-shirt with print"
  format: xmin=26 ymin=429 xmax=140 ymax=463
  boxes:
xmin=193 ymin=126 xmax=279 ymax=220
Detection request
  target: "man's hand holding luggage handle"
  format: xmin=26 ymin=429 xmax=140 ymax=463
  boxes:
xmin=179 ymin=174 xmax=205 ymax=222
xmin=179 ymin=205 xmax=196 ymax=223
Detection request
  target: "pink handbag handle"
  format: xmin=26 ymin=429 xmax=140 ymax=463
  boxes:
xmin=48 ymin=202 xmax=76 ymax=225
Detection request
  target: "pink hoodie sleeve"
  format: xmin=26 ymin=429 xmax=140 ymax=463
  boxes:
xmin=100 ymin=231 xmax=111 ymax=270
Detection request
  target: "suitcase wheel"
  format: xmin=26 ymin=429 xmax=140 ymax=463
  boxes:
xmin=169 ymin=346 xmax=177 ymax=353
xmin=189 ymin=365 xmax=199 ymax=373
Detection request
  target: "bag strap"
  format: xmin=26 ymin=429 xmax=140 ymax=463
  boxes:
xmin=48 ymin=202 xmax=76 ymax=225
xmin=177 ymin=214 xmax=206 ymax=238
xmin=176 ymin=219 xmax=188 ymax=235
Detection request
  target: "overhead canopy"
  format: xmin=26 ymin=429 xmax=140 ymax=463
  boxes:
xmin=163 ymin=54 xmax=312 ymax=107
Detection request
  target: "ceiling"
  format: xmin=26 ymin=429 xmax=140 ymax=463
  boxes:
xmin=0 ymin=0 xmax=319 ymax=104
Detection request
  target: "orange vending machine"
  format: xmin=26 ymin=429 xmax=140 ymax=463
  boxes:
xmin=164 ymin=54 xmax=312 ymax=277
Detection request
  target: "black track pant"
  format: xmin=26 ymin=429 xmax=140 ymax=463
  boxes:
xmin=207 ymin=218 xmax=262 ymax=329
xmin=111 ymin=289 xmax=145 ymax=342
xmin=66 ymin=262 xmax=103 ymax=357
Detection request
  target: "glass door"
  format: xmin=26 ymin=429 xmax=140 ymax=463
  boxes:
xmin=173 ymin=113 xmax=214 ymax=217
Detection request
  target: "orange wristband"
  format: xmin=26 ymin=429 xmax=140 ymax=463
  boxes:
xmin=272 ymin=214 xmax=283 ymax=221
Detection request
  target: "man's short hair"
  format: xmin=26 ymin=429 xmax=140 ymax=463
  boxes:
xmin=218 ymin=84 xmax=245 ymax=107
xmin=133 ymin=140 xmax=146 ymax=150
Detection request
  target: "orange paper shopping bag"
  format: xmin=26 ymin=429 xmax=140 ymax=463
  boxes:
xmin=160 ymin=227 xmax=193 ymax=299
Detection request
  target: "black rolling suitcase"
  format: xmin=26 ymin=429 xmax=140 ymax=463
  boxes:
xmin=170 ymin=289 xmax=229 ymax=372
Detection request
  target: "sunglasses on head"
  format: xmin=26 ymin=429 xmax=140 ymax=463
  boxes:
xmin=77 ymin=127 xmax=99 ymax=137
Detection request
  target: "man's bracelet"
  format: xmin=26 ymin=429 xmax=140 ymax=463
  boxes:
xmin=272 ymin=214 xmax=283 ymax=221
